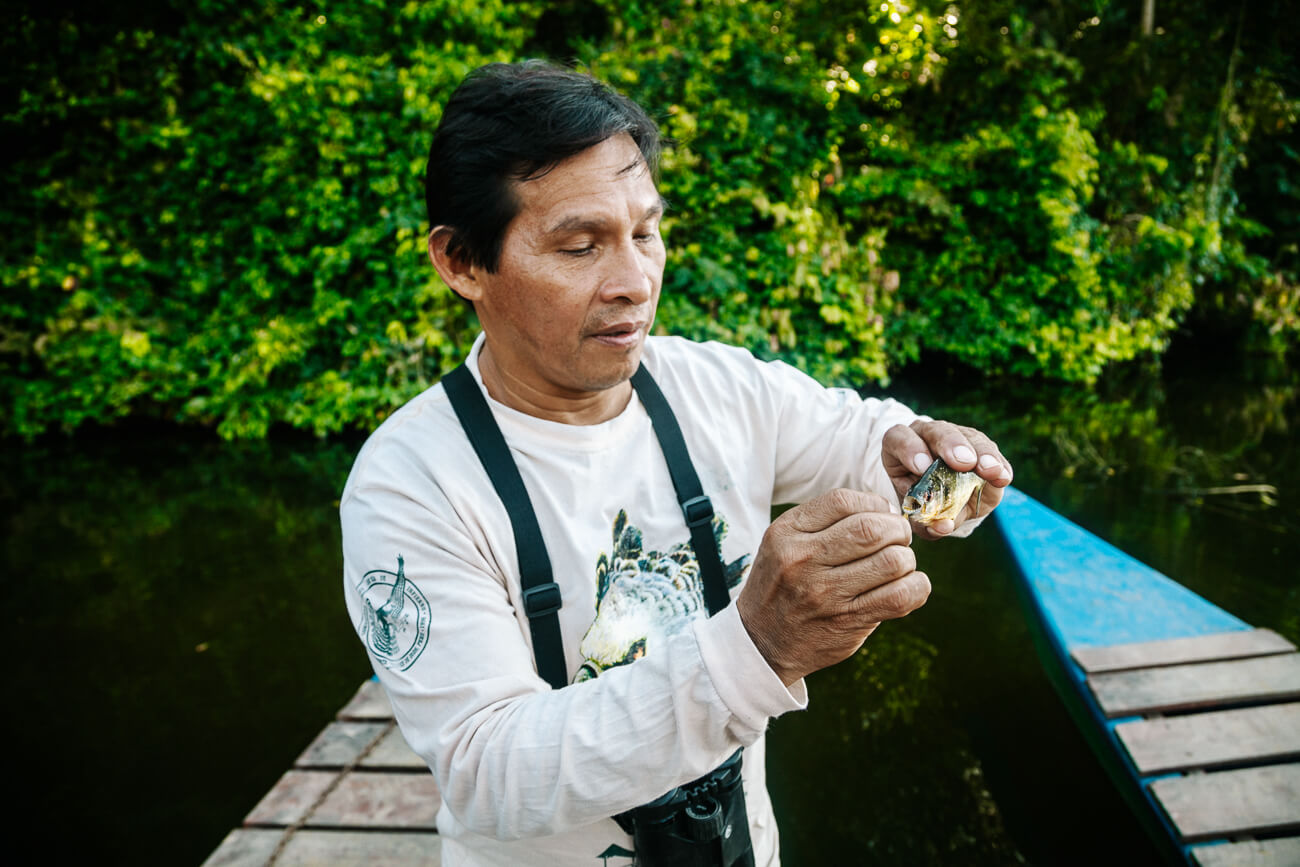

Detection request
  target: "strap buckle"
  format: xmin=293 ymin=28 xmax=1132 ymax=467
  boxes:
xmin=681 ymin=495 xmax=715 ymax=529
xmin=523 ymin=583 xmax=562 ymax=619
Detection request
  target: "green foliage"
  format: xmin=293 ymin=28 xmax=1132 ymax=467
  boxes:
xmin=576 ymin=0 xmax=902 ymax=384
xmin=3 ymin=0 xmax=1296 ymax=438
xmin=4 ymin=0 xmax=532 ymax=437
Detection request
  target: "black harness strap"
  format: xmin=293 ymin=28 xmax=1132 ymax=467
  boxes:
xmin=629 ymin=365 xmax=731 ymax=617
xmin=442 ymin=360 xmax=729 ymax=689
xmin=442 ymin=364 xmax=568 ymax=690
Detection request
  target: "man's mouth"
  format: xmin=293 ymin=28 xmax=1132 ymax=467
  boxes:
xmin=588 ymin=321 xmax=645 ymax=347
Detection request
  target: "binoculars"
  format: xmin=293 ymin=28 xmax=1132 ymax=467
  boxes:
xmin=617 ymin=749 xmax=755 ymax=867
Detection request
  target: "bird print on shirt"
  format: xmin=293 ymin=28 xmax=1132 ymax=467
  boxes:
xmin=574 ymin=509 xmax=750 ymax=683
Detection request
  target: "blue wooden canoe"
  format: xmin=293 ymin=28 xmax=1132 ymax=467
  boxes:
xmin=994 ymin=487 xmax=1300 ymax=866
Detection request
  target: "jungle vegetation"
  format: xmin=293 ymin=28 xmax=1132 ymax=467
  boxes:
xmin=4 ymin=0 xmax=1296 ymax=438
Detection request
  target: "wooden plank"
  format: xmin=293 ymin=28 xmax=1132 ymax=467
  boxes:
xmin=200 ymin=828 xmax=285 ymax=867
xmin=360 ymin=726 xmax=428 ymax=770
xmin=338 ymin=679 xmax=394 ymax=721
xmin=1116 ymin=702 xmax=1300 ymax=774
xmin=1089 ymin=653 xmax=1300 ymax=717
xmin=308 ymin=771 xmax=440 ymax=830
xmin=1192 ymin=837 xmax=1300 ymax=867
xmin=1073 ymin=628 xmax=1296 ymax=674
xmin=1150 ymin=763 xmax=1300 ymax=842
xmin=296 ymin=721 xmax=389 ymax=768
xmin=276 ymin=830 xmax=441 ymax=866
xmin=244 ymin=770 xmax=338 ymax=827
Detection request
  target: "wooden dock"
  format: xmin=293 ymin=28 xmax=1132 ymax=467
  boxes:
xmin=1073 ymin=628 xmax=1300 ymax=865
xmin=203 ymin=680 xmax=442 ymax=866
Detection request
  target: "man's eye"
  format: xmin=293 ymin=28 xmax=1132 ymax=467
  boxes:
xmin=560 ymin=246 xmax=594 ymax=257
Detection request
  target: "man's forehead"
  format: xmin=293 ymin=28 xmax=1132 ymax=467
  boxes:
xmin=528 ymin=136 xmax=646 ymax=179
xmin=511 ymin=136 xmax=660 ymax=222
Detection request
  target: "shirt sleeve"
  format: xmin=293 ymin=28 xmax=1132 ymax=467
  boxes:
xmin=739 ymin=351 xmax=986 ymax=537
xmin=341 ymin=474 xmax=804 ymax=841
xmin=670 ymin=344 xmax=917 ymax=506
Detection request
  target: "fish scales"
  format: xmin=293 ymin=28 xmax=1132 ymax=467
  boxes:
xmin=902 ymin=458 xmax=985 ymax=524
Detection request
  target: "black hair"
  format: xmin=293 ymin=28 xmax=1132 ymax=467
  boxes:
xmin=424 ymin=60 xmax=661 ymax=273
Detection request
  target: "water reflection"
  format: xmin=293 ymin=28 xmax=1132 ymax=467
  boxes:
xmin=768 ymin=622 xmax=1027 ymax=864
xmin=887 ymin=343 xmax=1299 ymax=532
xmin=0 ymin=430 xmax=372 ymax=864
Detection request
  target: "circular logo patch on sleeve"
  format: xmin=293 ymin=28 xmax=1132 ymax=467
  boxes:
xmin=356 ymin=554 xmax=431 ymax=671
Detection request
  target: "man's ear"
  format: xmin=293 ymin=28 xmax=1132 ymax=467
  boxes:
xmin=427 ymin=227 xmax=482 ymax=304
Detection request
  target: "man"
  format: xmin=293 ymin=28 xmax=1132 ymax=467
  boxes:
xmin=342 ymin=61 xmax=1012 ymax=866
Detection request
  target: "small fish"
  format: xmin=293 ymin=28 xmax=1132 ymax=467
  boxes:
xmin=902 ymin=458 xmax=986 ymax=524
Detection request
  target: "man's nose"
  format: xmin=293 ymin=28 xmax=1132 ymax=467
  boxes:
xmin=598 ymin=239 xmax=655 ymax=304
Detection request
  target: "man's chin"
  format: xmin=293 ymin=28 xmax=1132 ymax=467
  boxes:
xmin=575 ymin=345 xmax=644 ymax=392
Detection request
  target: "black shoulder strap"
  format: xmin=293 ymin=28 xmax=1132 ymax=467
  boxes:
xmin=630 ymin=365 xmax=731 ymax=617
xmin=442 ymin=365 xmax=568 ymax=690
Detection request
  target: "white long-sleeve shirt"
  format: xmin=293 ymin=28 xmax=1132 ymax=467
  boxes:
xmin=341 ymin=334 xmax=923 ymax=866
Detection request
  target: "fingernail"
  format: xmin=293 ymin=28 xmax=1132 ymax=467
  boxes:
xmin=978 ymin=454 xmax=999 ymax=471
xmin=912 ymin=453 xmax=931 ymax=474
xmin=954 ymin=445 xmax=976 ymax=464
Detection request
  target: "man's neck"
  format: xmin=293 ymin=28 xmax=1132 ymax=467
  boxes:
xmin=474 ymin=344 xmax=633 ymax=426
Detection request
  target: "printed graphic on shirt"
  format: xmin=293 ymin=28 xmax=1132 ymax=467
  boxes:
xmin=357 ymin=554 xmax=431 ymax=671
xmin=574 ymin=509 xmax=751 ymax=683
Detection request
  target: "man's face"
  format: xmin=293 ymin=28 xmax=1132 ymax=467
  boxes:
xmin=465 ymin=134 xmax=666 ymax=408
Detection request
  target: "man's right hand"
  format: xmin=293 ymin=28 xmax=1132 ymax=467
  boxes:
xmin=734 ymin=489 xmax=930 ymax=686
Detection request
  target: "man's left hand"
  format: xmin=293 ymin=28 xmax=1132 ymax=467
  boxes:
xmin=882 ymin=419 xmax=1013 ymax=540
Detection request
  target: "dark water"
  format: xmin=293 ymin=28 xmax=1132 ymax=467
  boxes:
xmin=3 ymin=335 xmax=1296 ymax=865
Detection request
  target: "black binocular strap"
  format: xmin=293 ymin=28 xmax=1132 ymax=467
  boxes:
xmin=441 ymin=361 xmax=730 ymax=690
xmin=629 ymin=365 xmax=731 ymax=618
xmin=442 ymin=364 xmax=568 ymax=690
